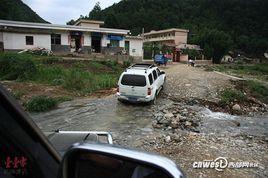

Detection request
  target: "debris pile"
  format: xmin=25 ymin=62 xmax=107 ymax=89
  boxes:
xmin=18 ymin=47 xmax=53 ymax=56
xmin=152 ymin=103 xmax=200 ymax=132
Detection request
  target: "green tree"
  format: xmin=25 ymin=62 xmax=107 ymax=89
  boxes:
xmin=197 ymin=29 xmax=233 ymax=63
xmin=88 ymin=2 xmax=102 ymax=20
xmin=66 ymin=19 xmax=76 ymax=25
xmin=105 ymin=13 xmax=119 ymax=28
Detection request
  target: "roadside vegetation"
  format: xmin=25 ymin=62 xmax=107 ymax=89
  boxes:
xmin=219 ymin=80 xmax=268 ymax=109
xmin=205 ymin=63 xmax=268 ymax=81
xmin=0 ymin=52 xmax=127 ymax=112
xmin=25 ymin=96 xmax=58 ymax=112
xmin=220 ymin=89 xmax=247 ymax=105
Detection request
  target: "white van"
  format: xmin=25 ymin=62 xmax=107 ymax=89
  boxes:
xmin=117 ymin=64 xmax=166 ymax=104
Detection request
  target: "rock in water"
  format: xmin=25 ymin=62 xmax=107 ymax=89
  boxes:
xmin=232 ymin=104 xmax=241 ymax=111
xmin=165 ymin=136 xmax=171 ymax=143
xmin=164 ymin=112 xmax=174 ymax=119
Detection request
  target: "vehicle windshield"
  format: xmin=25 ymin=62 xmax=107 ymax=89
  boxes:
xmin=121 ymin=74 xmax=146 ymax=87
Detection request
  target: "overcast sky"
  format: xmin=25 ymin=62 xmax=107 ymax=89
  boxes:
xmin=22 ymin=0 xmax=121 ymax=24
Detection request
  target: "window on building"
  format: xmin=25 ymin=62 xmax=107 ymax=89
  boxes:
xmin=26 ymin=36 xmax=33 ymax=45
xmin=110 ymin=40 xmax=119 ymax=47
xmin=51 ymin=34 xmax=61 ymax=45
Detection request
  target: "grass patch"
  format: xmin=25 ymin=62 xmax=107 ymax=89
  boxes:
xmin=243 ymin=80 xmax=268 ymax=103
xmin=210 ymin=63 xmax=268 ymax=81
xmin=25 ymin=96 xmax=58 ymax=112
xmin=12 ymin=90 xmax=25 ymax=100
xmin=0 ymin=53 xmax=124 ymax=95
xmin=0 ymin=53 xmax=37 ymax=80
xmin=63 ymin=69 xmax=92 ymax=91
xmin=55 ymin=96 xmax=72 ymax=103
xmin=220 ymin=89 xmax=247 ymax=105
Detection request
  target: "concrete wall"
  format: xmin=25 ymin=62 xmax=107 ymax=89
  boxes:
xmin=119 ymin=38 xmax=125 ymax=48
xmin=84 ymin=33 xmax=91 ymax=46
xmin=78 ymin=22 xmax=100 ymax=28
xmin=60 ymin=32 xmax=69 ymax=45
xmin=0 ymin=32 xmax=3 ymax=42
xmin=102 ymin=47 xmax=123 ymax=55
xmin=175 ymin=31 xmax=188 ymax=45
xmin=128 ymin=39 xmax=143 ymax=58
xmin=180 ymin=54 xmax=188 ymax=62
xmin=102 ymin=34 xmax=110 ymax=47
xmin=3 ymin=32 xmax=51 ymax=50
xmin=0 ymin=32 xmax=3 ymax=52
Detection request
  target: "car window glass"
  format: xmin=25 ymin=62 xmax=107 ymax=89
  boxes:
xmin=148 ymin=74 xmax=153 ymax=85
xmin=121 ymin=74 xmax=146 ymax=87
xmin=0 ymin=98 xmax=59 ymax=178
xmin=156 ymin=69 xmax=161 ymax=76
xmin=152 ymin=70 xmax=157 ymax=80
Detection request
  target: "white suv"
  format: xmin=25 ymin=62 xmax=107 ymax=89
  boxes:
xmin=117 ymin=63 xmax=166 ymax=104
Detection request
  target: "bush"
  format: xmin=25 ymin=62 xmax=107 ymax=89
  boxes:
xmin=25 ymin=96 xmax=58 ymax=112
xmin=0 ymin=53 xmax=37 ymax=80
xmin=12 ymin=90 xmax=25 ymax=100
xmin=244 ymin=80 xmax=268 ymax=103
xmin=100 ymin=60 xmax=119 ymax=69
xmin=42 ymin=56 xmax=61 ymax=64
xmin=220 ymin=89 xmax=247 ymax=104
xmin=35 ymin=66 xmax=66 ymax=85
xmin=63 ymin=69 xmax=91 ymax=91
xmin=123 ymin=60 xmax=131 ymax=68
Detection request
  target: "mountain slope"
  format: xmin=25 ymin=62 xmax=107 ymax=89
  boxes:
xmin=0 ymin=0 xmax=48 ymax=23
xmin=100 ymin=0 xmax=267 ymax=37
xmin=92 ymin=0 xmax=267 ymax=56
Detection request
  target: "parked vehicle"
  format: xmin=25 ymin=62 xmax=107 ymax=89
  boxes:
xmin=117 ymin=63 xmax=166 ymax=104
xmin=0 ymin=84 xmax=185 ymax=178
xmin=154 ymin=54 xmax=168 ymax=65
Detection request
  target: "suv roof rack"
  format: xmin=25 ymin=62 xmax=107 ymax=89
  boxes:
xmin=125 ymin=63 xmax=155 ymax=73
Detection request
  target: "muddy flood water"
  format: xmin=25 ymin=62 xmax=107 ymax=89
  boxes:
xmin=31 ymin=94 xmax=268 ymax=178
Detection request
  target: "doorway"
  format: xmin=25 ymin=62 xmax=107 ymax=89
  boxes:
xmin=71 ymin=35 xmax=81 ymax=51
xmin=125 ymin=41 xmax=130 ymax=54
xmin=91 ymin=36 xmax=101 ymax=53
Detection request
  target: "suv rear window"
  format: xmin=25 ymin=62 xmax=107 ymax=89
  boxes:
xmin=121 ymin=74 xmax=146 ymax=86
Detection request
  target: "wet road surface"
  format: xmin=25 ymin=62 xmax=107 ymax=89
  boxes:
xmin=30 ymin=64 xmax=268 ymax=178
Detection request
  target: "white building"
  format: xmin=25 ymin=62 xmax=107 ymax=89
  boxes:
xmin=0 ymin=20 xmax=143 ymax=60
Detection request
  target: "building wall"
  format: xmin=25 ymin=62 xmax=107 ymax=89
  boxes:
xmin=84 ymin=33 xmax=91 ymax=46
xmin=60 ymin=32 xmax=69 ymax=45
xmin=101 ymin=34 xmax=110 ymax=47
xmin=129 ymin=39 xmax=143 ymax=57
xmin=3 ymin=32 xmax=51 ymax=50
xmin=0 ymin=32 xmax=3 ymax=42
xmin=119 ymin=39 xmax=125 ymax=48
xmin=78 ymin=22 xmax=100 ymax=28
xmin=174 ymin=31 xmax=188 ymax=45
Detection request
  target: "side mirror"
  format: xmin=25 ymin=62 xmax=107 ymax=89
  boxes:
xmin=160 ymin=71 xmax=165 ymax=75
xmin=59 ymin=143 xmax=185 ymax=178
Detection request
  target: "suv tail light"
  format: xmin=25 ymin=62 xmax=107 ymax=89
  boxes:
xmin=147 ymin=88 xmax=151 ymax=95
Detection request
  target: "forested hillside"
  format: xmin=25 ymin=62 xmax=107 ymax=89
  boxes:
xmin=70 ymin=0 xmax=268 ymax=59
xmin=0 ymin=0 xmax=48 ymax=23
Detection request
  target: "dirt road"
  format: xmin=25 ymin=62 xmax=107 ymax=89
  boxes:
xmin=163 ymin=63 xmax=233 ymax=100
xmin=31 ymin=64 xmax=268 ymax=178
